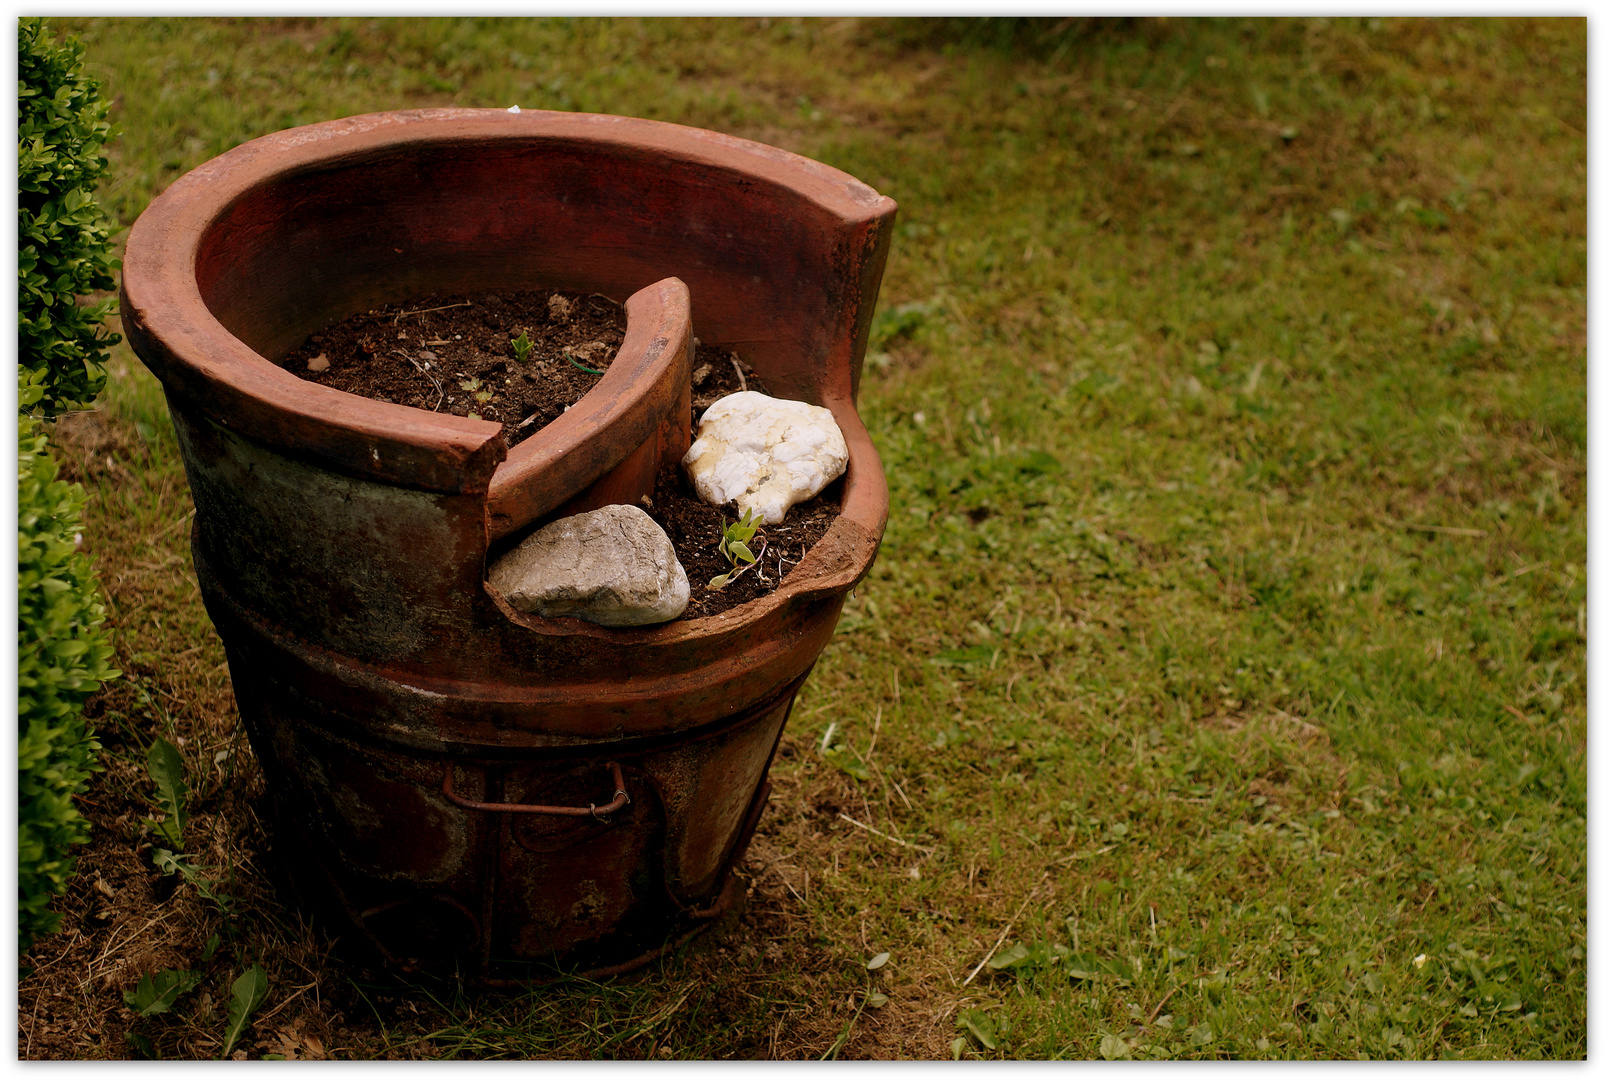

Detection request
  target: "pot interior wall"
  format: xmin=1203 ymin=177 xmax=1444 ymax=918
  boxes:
xmin=195 ymin=137 xmax=851 ymax=404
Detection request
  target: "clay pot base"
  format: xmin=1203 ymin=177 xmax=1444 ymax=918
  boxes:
xmin=282 ymin=288 xmax=843 ymax=621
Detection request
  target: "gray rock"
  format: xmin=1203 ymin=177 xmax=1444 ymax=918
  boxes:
xmin=488 ymin=504 xmax=689 ymax=627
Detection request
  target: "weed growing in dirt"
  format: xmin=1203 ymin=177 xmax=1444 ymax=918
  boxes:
xmin=710 ymin=508 xmax=765 ymax=589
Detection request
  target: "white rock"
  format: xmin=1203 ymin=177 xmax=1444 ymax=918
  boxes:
xmin=488 ymin=504 xmax=689 ymax=627
xmin=681 ymin=391 xmax=849 ymax=524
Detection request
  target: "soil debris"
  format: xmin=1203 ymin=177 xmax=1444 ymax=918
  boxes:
xmin=282 ymin=288 xmax=625 ymax=451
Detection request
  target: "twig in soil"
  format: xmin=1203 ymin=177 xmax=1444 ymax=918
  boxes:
xmin=616 ymin=986 xmax=694 ymax=1048
xmin=25 ymin=985 xmax=42 ymax=1056
xmin=23 ymin=928 xmax=82 ymax=977
xmin=1051 ymin=845 xmax=1114 ymax=866
xmin=1145 ymin=985 xmax=1182 ymax=1026
xmin=731 ymin=354 xmax=747 ymax=392
xmin=147 ymin=507 xmax=197 ymax=544
xmin=253 ymin=980 xmax=319 ymax=1027
xmin=962 ymin=886 xmax=1043 ymax=987
xmin=84 ymin=911 xmax=170 ymax=988
xmin=836 ymin=811 xmax=935 ymax=854
xmin=395 ymin=349 xmax=444 ymax=411
xmin=392 ymin=300 xmax=472 ymax=321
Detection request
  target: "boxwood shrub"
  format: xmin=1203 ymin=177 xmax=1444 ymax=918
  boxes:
xmin=19 ymin=16 xmax=121 ymax=417
xmin=18 ymin=18 xmax=121 ymax=958
xmin=17 ymin=389 xmax=118 ymax=955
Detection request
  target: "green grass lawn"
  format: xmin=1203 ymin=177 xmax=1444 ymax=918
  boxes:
xmin=35 ymin=16 xmax=1584 ymax=1060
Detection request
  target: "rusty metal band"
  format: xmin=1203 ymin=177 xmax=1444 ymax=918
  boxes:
xmin=441 ymin=759 xmax=631 ymax=818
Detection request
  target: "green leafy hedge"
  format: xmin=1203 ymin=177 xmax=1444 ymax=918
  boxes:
xmin=18 ymin=388 xmax=118 ymax=955
xmin=18 ymin=19 xmax=121 ymax=958
xmin=19 ymin=16 xmax=121 ymax=417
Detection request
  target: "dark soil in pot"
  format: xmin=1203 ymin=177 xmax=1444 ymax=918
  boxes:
xmin=281 ymin=288 xmax=843 ymax=620
xmin=282 ymin=288 xmax=623 ymax=448
xmin=646 ymin=465 xmax=843 ymax=620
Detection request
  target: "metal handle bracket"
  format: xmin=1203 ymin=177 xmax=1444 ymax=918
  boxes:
xmin=442 ymin=759 xmax=630 ymax=819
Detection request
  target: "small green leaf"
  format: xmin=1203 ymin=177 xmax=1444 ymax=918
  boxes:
xmin=989 ymin=942 xmax=1032 ymax=971
xmin=835 ymin=758 xmax=872 ymax=781
xmin=866 ymin=991 xmax=889 ymax=1008
xmin=123 ymin=968 xmax=202 ymax=1016
xmin=865 ymin=951 xmax=890 ymax=971
xmin=708 ymin=573 xmax=733 ymax=590
xmin=125 ymin=1031 xmax=157 ymax=1059
xmin=727 ymin=541 xmax=754 ymax=564
xmin=1099 ymin=1033 xmax=1132 ymax=1060
xmin=951 ymin=1037 xmax=968 ymax=1060
xmin=145 ymin=737 xmax=187 ymax=847
xmin=221 ymin=964 xmax=269 ymax=1058
xmin=202 ymin=932 xmax=220 ymax=962
xmin=957 ymin=1008 xmax=998 ymax=1051
xmin=511 ymin=330 xmax=533 ymax=362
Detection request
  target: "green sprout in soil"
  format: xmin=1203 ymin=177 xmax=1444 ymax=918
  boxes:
xmin=459 ymin=376 xmax=494 ymax=404
xmin=511 ymin=330 xmax=533 ymax=363
xmin=709 ymin=507 xmax=765 ymax=590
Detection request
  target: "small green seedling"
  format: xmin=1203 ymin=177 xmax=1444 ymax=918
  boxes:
xmin=511 ymin=330 xmax=533 ymax=362
xmin=145 ymin=737 xmax=188 ymax=848
xmin=221 ymin=964 xmax=270 ymax=1058
xmin=709 ymin=508 xmax=764 ymax=589
xmin=459 ymin=376 xmax=494 ymax=404
xmin=124 ymin=967 xmax=204 ymax=1017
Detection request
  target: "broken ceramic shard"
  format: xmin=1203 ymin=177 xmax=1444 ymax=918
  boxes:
xmin=682 ymin=390 xmax=849 ymax=524
xmin=488 ymin=504 xmax=689 ymax=627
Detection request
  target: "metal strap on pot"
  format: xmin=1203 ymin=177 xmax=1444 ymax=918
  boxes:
xmin=441 ymin=759 xmax=630 ymax=819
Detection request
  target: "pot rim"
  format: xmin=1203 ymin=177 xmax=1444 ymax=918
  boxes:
xmin=121 ymin=108 xmax=893 ymax=641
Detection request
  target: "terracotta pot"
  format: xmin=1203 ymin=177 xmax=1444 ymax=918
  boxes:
xmin=120 ymin=108 xmax=895 ymax=981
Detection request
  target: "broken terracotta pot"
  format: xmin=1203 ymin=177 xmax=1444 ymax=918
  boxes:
xmin=120 ymin=107 xmax=895 ymax=983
